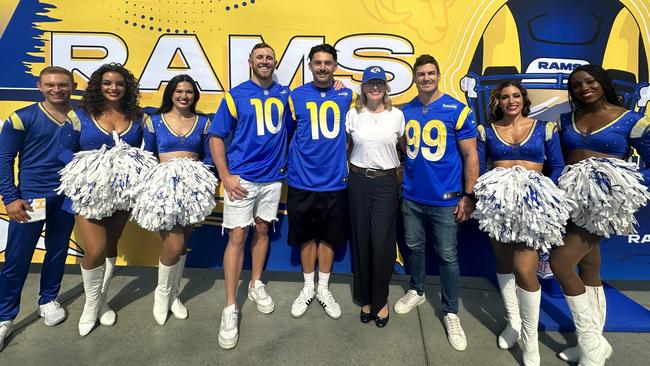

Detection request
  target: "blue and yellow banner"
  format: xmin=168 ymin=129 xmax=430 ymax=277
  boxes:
xmin=1 ymin=0 xmax=650 ymax=278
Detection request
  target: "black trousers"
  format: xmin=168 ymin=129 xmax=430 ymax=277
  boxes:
xmin=348 ymin=171 xmax=399 ymax=315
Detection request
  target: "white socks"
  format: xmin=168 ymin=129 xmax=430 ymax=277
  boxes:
xmin=303 ymin=270 xmax=331 ymax=293
xmin=303 ymin=272 xmax=315 ymax=292
xmin=317 ymin=271 xmax=330 ymax=293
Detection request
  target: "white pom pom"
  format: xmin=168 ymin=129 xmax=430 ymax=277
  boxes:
xmin=131 ymin=158 xmax=219 ymax=231
xmin=104 ymin=138 xmax=158 ymax=211
xmin=558 ymin=157 xmax=650 ymax=237
xmin=472 ymin=166 xmax=575 ymax=252
xmin=57 ymin=133 xmax=158 ymax=219
xmin=57 ymin=145 xmax=117 ymax=219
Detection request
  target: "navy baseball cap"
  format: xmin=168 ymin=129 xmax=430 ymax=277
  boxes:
xmin=362 ymin=66 xmax=387 ymax=83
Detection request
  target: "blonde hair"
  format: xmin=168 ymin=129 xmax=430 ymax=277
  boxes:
xmin=355 ymin=81 xmax=393 ymax=112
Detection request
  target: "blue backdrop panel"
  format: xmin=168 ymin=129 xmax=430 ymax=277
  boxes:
xmin=186 ymin=206 xmax=354 ymax=273
xmin=600 ymin=204 xmax=650 ymax=280
xmin=185 ymin=202 xmax=650 ymax=281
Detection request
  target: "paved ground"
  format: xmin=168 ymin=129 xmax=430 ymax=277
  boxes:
xmin=1 ymin=264 xmax=648 ymax=365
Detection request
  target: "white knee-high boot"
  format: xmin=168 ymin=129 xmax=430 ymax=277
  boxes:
xmin=170 ymin=254 xmax=188 ymax=319
xmin=496 ymin=273 xmax=521 ymax=349
xmin=517 ymin=286 xmax=541 ymax=366
xmin=79 ymin=264 xmax=105 ymax=336
xmin=153 ymin=260 xmax=174 ymax=325
xmin=98 ymin=257 xmax=117 ymax=326
xmin=558 ymin=285 xmax=607 ymax=362
xmin=565 ymin=292 xmax=612 ymax=366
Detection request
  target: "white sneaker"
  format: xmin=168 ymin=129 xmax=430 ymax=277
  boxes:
xmin=0 ymin=320 xmax=13 ymax=352
xmin=394 ymin=289 xmax=426 ymax=314
xmin=443 ymin=313 xmax=467 ymax=351
xmin=247 ymin=280 xmax=275 ymax=314
xmin=291 ymin=287 xmax=315 ymax=318
xmin=316 ymin=289 xmax=341 ymax=320
xmin=218 ymin=305 xmax=239 ymax=350
xmin=39 ymin=300 xmax=67 ymax=326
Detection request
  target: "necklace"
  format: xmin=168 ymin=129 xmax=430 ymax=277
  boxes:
xmin=367 ymin=109 xmax=383 ymax=123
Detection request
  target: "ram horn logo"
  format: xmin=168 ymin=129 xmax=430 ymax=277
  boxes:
xmin=370 ymin=67 xmax=382 ymax=73
xmin=361 ymin=0 xmax=455 ymax=44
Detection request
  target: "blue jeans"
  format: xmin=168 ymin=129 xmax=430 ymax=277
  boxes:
xmin=402 ymin=198 xmax=459 ymax=314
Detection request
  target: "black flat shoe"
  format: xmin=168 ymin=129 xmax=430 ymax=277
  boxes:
xmin=375 ymin=314 xmax=389 ymax=328
xmin=360 ymin=310 xmax=374 ymax=323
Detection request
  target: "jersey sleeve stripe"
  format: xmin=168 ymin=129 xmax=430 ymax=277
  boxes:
xmin=455 ymin=106 xmax=471 ymax=130
xmin=288 ymin=95 xmax=296 ymax=121
xmin=9 ymin=113 xmax=24 ymax=131
xmin=224 ymin=93 xmax=237 ymax=119
xmin=144 ymin=114 xmax=155 ymax=133
xmin=66 ymin=110 xmax=82 ymax=131
xmin=631 ymin=115 xmax=650 ymax=139
xmin=476 ymin=124 xmax=486 ymax=141
xmin=545 ymin=121 xmax=557 ymax=141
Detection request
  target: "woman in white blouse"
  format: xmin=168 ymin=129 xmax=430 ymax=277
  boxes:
xmin=346 ymin=66 xmax=405 ymax=328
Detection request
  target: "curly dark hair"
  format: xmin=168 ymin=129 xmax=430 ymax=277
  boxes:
xmin=79 ymin=63 xmax=143 ymax=121
xmin=488 ymin=81 xmax=531 ymax=123
xmin=568 ymin=64 xmax=624 ymax=111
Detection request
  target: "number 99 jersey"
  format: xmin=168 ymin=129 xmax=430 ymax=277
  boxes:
xmin=209 ymin=80 xmax=290 ymax=183
xmin=401 ymin=94 xmax=477 ymax=206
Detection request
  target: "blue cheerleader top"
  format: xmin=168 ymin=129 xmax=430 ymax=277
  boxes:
xmin=58 ymin=108 xmax=146 ymax=215
xmin=558 ymin=110 xmax=650 ymax=183
xmin=142 ymin=113 xmax=212 ymax=164
xmin=58 ymin=108 xmax=145 ymax=164
xmin=477 ymin=120 xmax=565 ymax=183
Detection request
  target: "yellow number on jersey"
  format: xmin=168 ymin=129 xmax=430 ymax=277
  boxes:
xmin=405 ymin=119 xmax=447 ymax=161
xmin=250 ymin=98 xmax=284 ymax=136
xmin=306 ymin=101 xmax=340 ymax=140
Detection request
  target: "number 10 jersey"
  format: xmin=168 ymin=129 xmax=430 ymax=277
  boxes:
xmin=209 ymin=80 xmax=290 ymax=183
xmin=286 ymin=83 xmax=355 ymax=191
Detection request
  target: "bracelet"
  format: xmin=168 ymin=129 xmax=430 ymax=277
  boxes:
xmin=462 ymin=191 xmax=477 ymax=203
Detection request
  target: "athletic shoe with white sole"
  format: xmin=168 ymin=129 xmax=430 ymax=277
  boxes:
xmin=394 ymin=289 xmax=426 ymax=314
xmin=248 ymin=280 xmax=275 ymax=314
xmin=291 ymin=287 xmax=315 ymax=318
xmin=0 ymin=320 xmax=13 ymax=352
xmin=218 ymin=305 xmax=239 ymax=350
xmin=39 ymin=300 xmax=67 ymax=326
xmin=316 ymin=289 xmax=341 ymax=319
xmin=443 ymin=313 xmax=467 ymax=351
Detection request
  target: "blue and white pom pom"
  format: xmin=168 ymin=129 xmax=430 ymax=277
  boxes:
xmin=472 ymin=166 xmax=574 ymax=252
xmin=105 ymin=135 xmax=158 ymax=211
xmin=131 ymin=158 xmax=219 ymax=231
xmin=57 ymin=132 xmax=157 ymax=219
xmin=57 ymin=145 xmax=116 ymax=219
xmin=558 ymin=157 xmax=650 ymax=237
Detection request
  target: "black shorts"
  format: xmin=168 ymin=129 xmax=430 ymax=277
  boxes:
xmin=287 ymin=186 xmax=348 ymax=246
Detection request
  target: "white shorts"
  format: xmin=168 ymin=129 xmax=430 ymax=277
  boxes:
xmin=222 ymin=179 xmax=283 ymax=230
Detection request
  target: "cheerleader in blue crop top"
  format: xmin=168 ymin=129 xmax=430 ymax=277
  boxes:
xmin=58 ymin=64 xmax=147 ymax=337
xmin=551 ymin=65 xmax=650 ymax=365
xmin=477 ymin=116 xmax=565 ymax=183
xmin=473 ymin=81 xmax=573 ymax=363
xmin=131 ymin=75 xmax=218 ymax=325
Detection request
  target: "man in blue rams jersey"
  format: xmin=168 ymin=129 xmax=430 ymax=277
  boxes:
xmin=394 ymin=55 xmax=479 ymax=351
xmin=209 ymin=43 xmax=289 ymax=350
xmin=0 ymin=67 xmax=76 ymax=351
xmin=285 ymin=44 xmax=353 ymax=320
